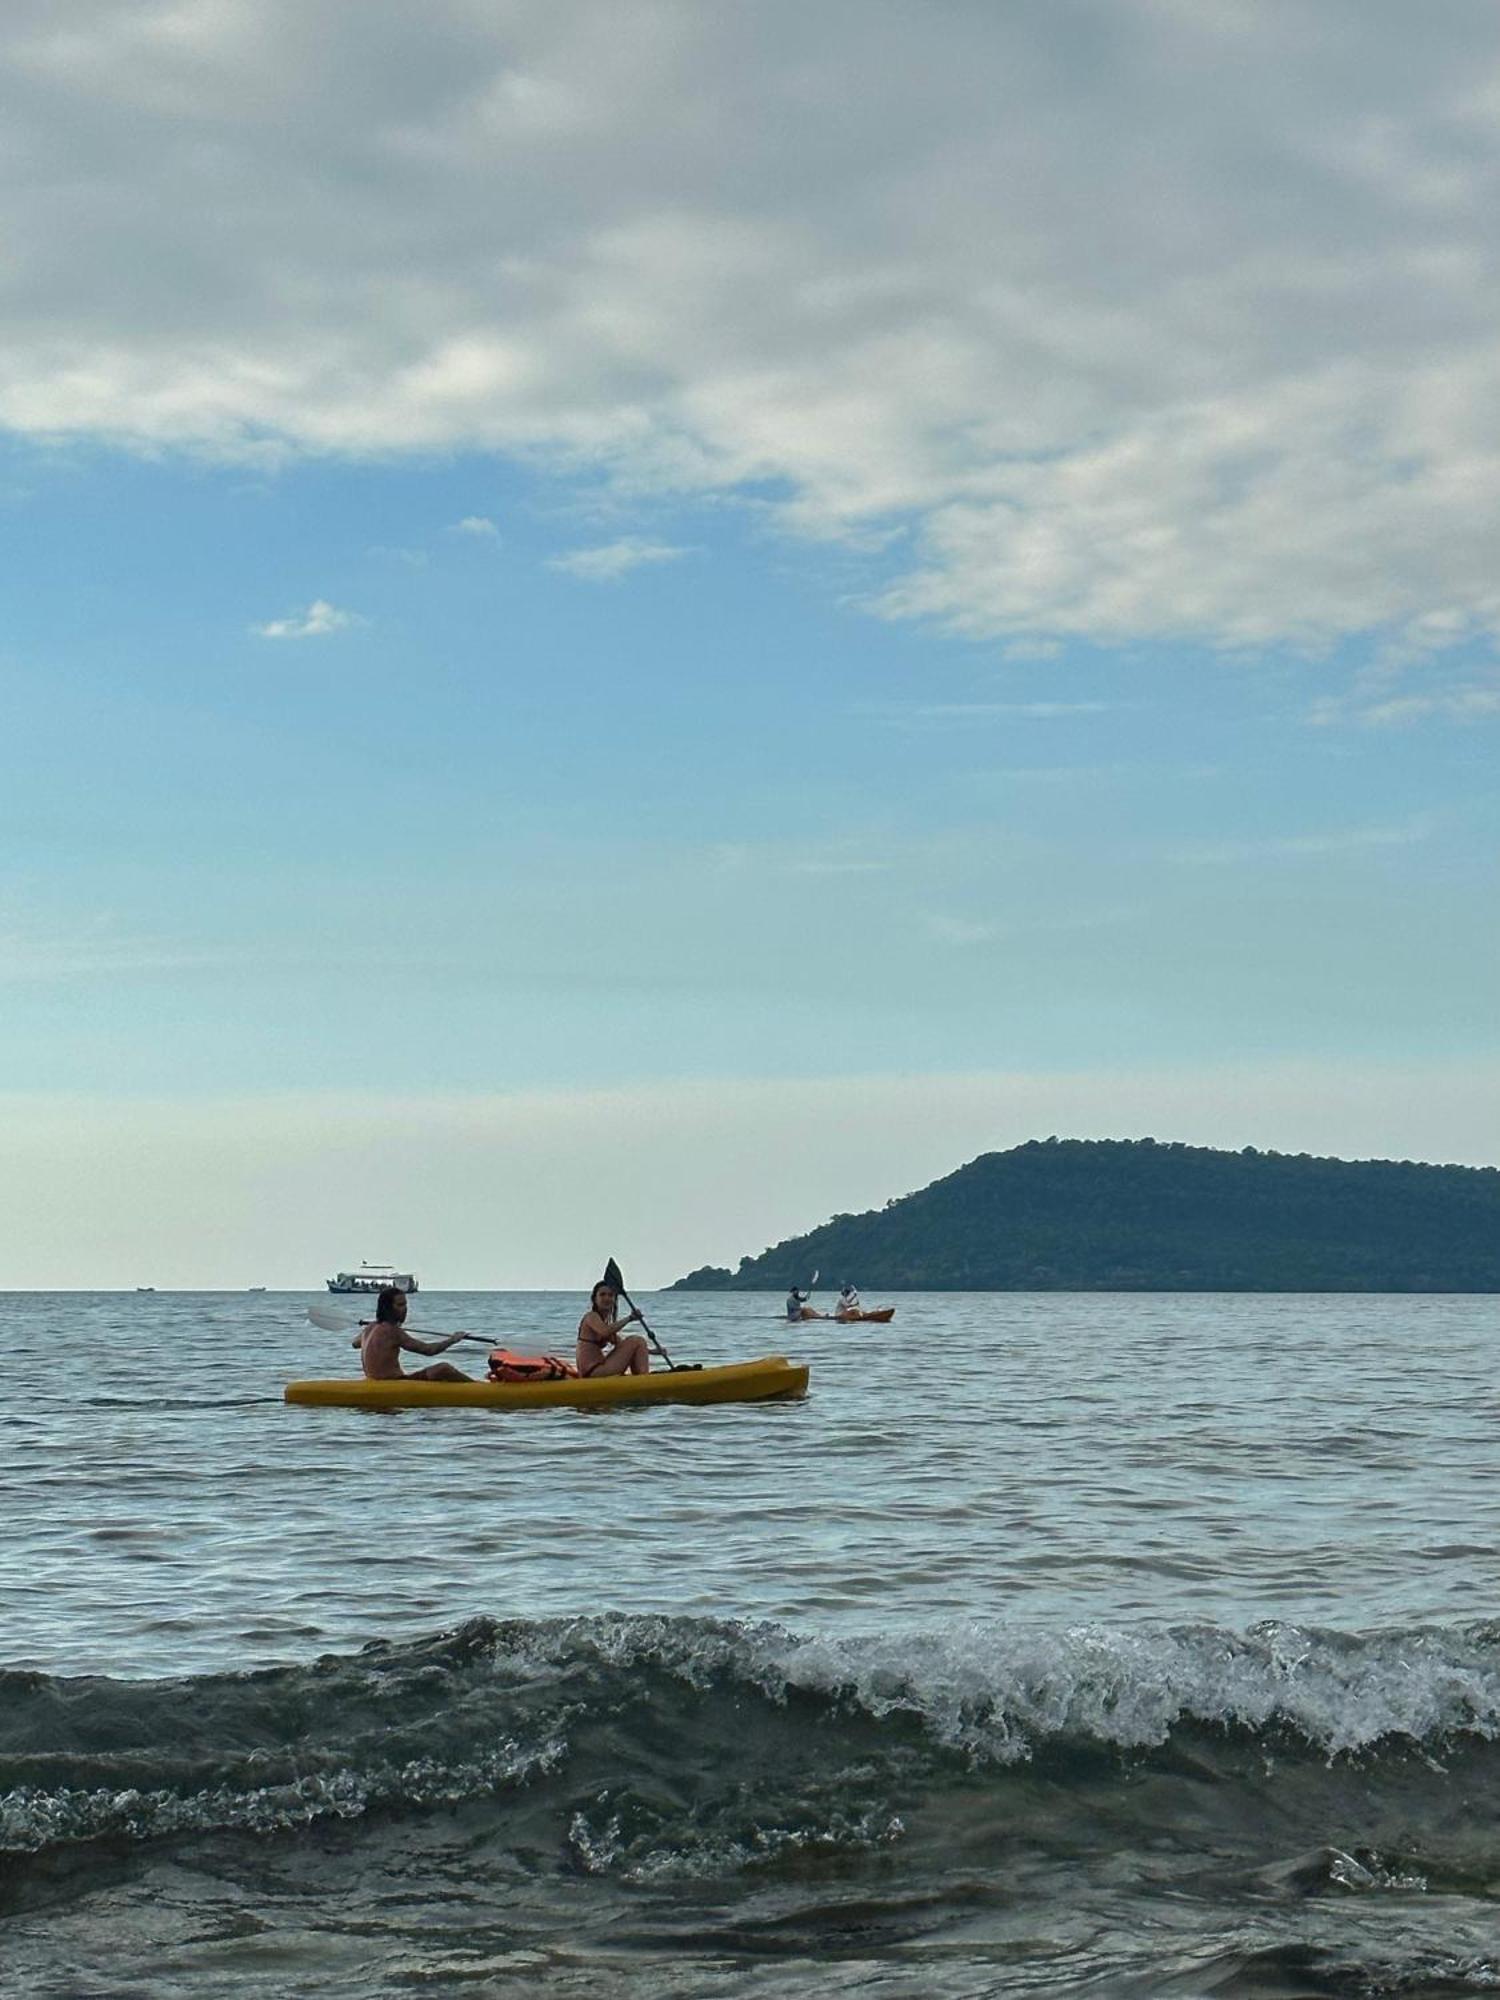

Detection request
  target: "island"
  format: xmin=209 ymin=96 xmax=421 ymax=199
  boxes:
xmin=672 ymin=1137 xmax=1500 ymax=1292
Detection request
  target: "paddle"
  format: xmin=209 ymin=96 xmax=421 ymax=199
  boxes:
xmin=602 ymin=1258 xmax=697 ymax=1372
xmin=306 ymin=1304 xmax=492 ymax=1348
xmin=788 ymin=1269 xmax=822 ymax=1318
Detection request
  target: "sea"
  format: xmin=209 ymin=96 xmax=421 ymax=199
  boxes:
xmin=3 ymin=1289 xmax=1500 ymax=1998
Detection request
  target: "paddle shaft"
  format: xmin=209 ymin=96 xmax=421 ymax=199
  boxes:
xmin=618 ymin=1288 xmax=677 ymax=1368
xmin=307 ymin=1306 xmax=490 ymax=1347
xmin=361 ymin=1326 xmax=492 ymax=1348
xmin=602 ymin=1259 xmax=677 ymax=1369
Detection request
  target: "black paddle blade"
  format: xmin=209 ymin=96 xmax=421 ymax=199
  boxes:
xmin=603 ymin=1257 xmax=624 ymax=1292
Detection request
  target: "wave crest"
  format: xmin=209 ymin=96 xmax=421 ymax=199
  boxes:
xmin=504 ymin=1611 xmax=1500 ymax=1759
xmin=5 ymin=1614 xmax=1500 ymax=1867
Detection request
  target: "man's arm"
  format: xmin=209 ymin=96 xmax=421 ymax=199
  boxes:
xmin=400 ymin=1330 xmax=465 ymax=1357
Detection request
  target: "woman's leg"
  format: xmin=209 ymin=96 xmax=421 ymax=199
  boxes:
xmin=413 ymin=1362 xmax=470 ymax=1382
xmin=589 ymin=1335 xmax=650 ymax=1376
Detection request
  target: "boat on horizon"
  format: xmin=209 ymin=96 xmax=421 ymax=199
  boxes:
xmin=326 ymin=1263 xmax=419 ymax=1295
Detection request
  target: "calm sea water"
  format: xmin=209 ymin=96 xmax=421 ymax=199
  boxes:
xmin=4 ymin=1289 xmax=1500 ymax=1996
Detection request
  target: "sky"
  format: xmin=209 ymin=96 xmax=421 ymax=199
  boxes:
xmin=2 ymin=0 xmax=1498 ymax=1287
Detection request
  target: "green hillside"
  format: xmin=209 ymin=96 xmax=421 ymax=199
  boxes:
xmin=672 ymin=1138 xmax=1500 ymax=1292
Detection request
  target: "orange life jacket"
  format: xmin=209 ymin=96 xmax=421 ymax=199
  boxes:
xmin=486 ymin=1348 xmax=580 ymax=1383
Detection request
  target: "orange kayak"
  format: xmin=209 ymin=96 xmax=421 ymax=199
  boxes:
xmin=833 ymin=1306 xmax=896 ymax=1324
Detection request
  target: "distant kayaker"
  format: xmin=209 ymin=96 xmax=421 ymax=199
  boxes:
xmin=835 ymin=1283 xmax=862 ymax=1320
xmin=354 ymin=1286 xmax=472 ymax=1382
xmin=577 ymin=1279 xmax=650 ymax=1377
xmin=786 ymin=1285 xmax=811 ymax=1322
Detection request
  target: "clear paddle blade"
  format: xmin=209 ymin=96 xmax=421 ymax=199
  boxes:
xmin=307 ymin=1305 xmax=354 ymax=1332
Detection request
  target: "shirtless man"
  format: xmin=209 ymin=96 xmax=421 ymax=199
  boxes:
xmin=354 ymin=1286 xmax=472 ymax=1382
xmin=576 ymin=1280 xmax=650 ymax=1377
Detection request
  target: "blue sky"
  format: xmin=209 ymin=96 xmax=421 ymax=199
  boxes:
xmin=2 ymin=1 xmax=1498 ymax=1284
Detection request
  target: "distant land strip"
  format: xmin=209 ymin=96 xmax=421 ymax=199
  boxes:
xmin=671 ymin=1138 xmax=1500 ymax=1293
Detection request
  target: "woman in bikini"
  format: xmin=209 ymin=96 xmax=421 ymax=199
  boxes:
xmin=576 ymin=1280 xmax=650 ymax=1377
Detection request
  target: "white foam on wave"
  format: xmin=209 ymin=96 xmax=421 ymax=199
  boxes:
xmin=566 ymin=1798 xmax=906 ymax=1884
xmin=522 ymin=1614 xmax=1500 ymax=1762
xmin=0 ymin=1735 xmax=560 ymax=1855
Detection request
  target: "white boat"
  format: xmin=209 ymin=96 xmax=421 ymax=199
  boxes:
xmin=326 ymin=1263 xmax=419 ymax=1295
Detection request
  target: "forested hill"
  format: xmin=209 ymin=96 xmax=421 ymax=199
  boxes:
xmin=671 ymin=1138 xmax=1500 ymax=1292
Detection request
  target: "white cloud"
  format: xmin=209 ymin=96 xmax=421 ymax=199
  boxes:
xmin=0 ymin=911 xmax=230 ymax=983
xmin=983 ymin=763 xmax=1138 ymax=785
xmin=1170 ymin=816 xmax=1436 ymax=866
xmin=787 ymin=856 xmax=889 ymax=878
xmin=710 ymin=836 xmax=892 ymax=878
xmin=925 ymin=914 xmax=998 ymax=947
xmin=548 ymin=536 xmax=689 ymax=581
xmin=3 ymin=3 xmax=1500 ymax=695
xmin=1308 ymin=650 xmax=1500 ymax=726
xmin=869 ymin=700 xmax=1113 ymax=726
xmin=252 ymin=598 xmax=360 ymax=639
xmin=451 ymin=514 xmax=500 ymax=538
xmin=1362 ymin=687 xmax=1500 ymax=725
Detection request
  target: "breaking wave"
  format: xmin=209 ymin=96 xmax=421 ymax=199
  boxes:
xmin=5 ymin=1613 xmax=1500 ymax=1885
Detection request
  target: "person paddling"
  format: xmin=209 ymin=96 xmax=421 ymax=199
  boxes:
xmin=354 ymin=1286 xmax=472 ymax=1382
xmin=835 ymin=1282 xmax=862 ymax=1320
xmin=577 ymin=1279 xmax=650 ymax=1377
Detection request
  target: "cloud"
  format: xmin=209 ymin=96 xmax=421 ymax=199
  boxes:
xmin=548 ymin=536 xmax=689 ymax=581
xmin=786 ymin=857 xmax=889 ymax=877
xmin=983 ymin=762 xmax=1138 ymax=784
xmin=925 ymin=914 xmax=998 ymax=947
xmin=1361 ymin=687 xmax=1500 ymax=725
xmin=1170 ymin=816 xmax=1437 ymax=865
xmin=0 ymin=913 xmax=231 ymax=983
xmin=451 ymin=514 xmax=500 ymax=538
xmin=3 ymin=3 xmax=1500 ymax=695
xmin=252 ymin=598 xmax=361 ymax=639
xmin=1307 ymin=649 xmax=1500 ymax=726
xmin=868 ymin=700 xmax=1112 ymax=727
xmin=710 ymin=836 xmax=892 ymax=878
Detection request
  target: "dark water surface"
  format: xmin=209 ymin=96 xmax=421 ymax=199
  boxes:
xmin=3 ymin=1290 xmax=1499 ymax=1996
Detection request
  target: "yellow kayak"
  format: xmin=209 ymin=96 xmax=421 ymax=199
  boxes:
xmin=284 ymin=1354 xmax=809 ymax=1412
